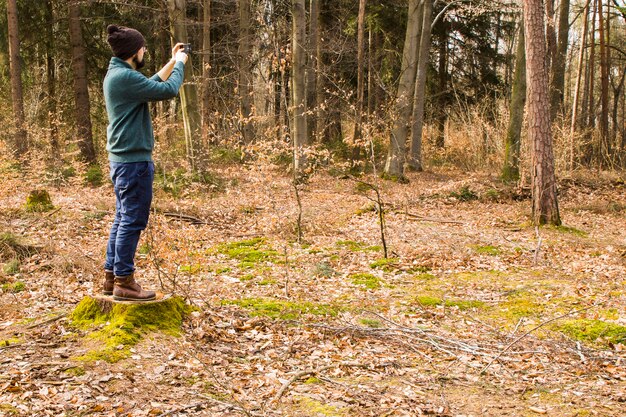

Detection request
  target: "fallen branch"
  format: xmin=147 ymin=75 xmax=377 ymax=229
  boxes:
xmin=404 ymin=212 xmax=465 ymax=225
xmin=162 ymin=212 xmax=207 ymax=225
xmin=26 ymin=313 xmax=66 ymax=329
xmin=271 ymin=362 xmax=366 ymax=405
xmin=480 ymin=301 xmax=605 ymax=375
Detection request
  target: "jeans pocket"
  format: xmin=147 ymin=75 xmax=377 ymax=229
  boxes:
xmin=137 ymin=162 xmax=152 ymax=177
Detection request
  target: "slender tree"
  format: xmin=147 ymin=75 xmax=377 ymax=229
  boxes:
xmin=523 ymin=0 xmax=561 ymax=225
xmin=68 ymin=0 xmax=96 ymax=163
xmin=45 ymin=0 xmax=59 ymax=156
xmin=598 ymin=0 xmax=610 ymax=160
xmin=201 ymin=0 xmax=212 ymax=142
xmin=6 ymin=0 xmax=28 ymax=156
xmin=549 ymin=0 xmax=570 ymax=120
xmin=353 ymin=0 xmax=367 ymax=157
xmin=238 ymin=0 xmax=255 ymax=143
xmin=570 ymin=0 xmax=591 ymax=168
xmin=292 ymin=0 xmax=308 ymax=174
xmin=307 ymin=0 xmax=320 ymax=142
xmin=502 ymin=23 xmax=526 ymax=181
xmin=384 ymin=0 xmax=423 ymax=179
xmin=408 ymin=0 xmax=434 ymax=171
xmin=168 ymin=0 xmax=205 ymax=172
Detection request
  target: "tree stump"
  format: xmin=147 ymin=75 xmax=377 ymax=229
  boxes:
xmin=70 ymin=293 xmax=189 ymax=362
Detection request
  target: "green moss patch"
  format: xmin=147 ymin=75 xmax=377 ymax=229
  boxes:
xmin=70 ymin=296 xmax=190 ymax=363
xmin=222 ymin=297 xmax=342 ymax=320
xmin=25 ymin=190 xmax=54 ymax=212
xmin=1 ymin=338 xmax=21 ymax=347
xmin=554 ymin=319 xmax=626 ymax=346
xmin=1 ymin=281 xmax=25 ymax=293
xmin=415 ymin=295 xmax=484 ymax=310
xmin=0 ymin=232 xmax=39 ymax=261
xmin=369 ymin=258 xmax=399 ymax=271
xmin=551 ymin=225 xmax=588 ymax=237
xmin=295 ymin=397 xmax=348 ymax=416
xmin=336 ymin=240 xmax=381 ymax=253
xmin=214 ymin=237 xmax=279 ymax=269
xmin=3 ymin=259 xmax=20 ymax=275
xmin=84 ymin=165 xmax=104 ymax=187
xmin=471 ymin=245 xmax=501 ymax=256
xmin=350 ymin=273 xmax=382 ymax=290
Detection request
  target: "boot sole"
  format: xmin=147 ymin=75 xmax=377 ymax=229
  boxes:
xmin=112 ymin=295 xmax=156 ymax=302
xmin=103 ymin=291 xmax=113 ymax=296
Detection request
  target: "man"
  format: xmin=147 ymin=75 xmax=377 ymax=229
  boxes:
xmin=103 ymin=24 xmax=188 ymax=301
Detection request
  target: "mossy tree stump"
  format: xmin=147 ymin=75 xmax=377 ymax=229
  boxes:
xmin=70 ymin=294 xmax=190 ymax=362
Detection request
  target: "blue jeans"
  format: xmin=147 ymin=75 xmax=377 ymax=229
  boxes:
xmin=104 ymin=161 xmax=154 ymax=277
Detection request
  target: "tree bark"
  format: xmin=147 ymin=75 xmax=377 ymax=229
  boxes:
xmin=45 ymin=0 xmax=59 ymax=157
xmin=549 ymin=0 xmax=570 ymax=120
xmin=384 ymin=0 xmax=422 ymax=179
xmin=7 ymin=0 xmax=28 ymax=157
xmin=408 ymin=0 xmax=434 ymax=172
xmin=68 ymin=0 xmax=96 ymax=164
xmin=435 ymin=29 xmax=448 ymax=148
xmin=307 ymin=0 xmax=319 ymax=142
xmin=523 ymin=0 xmax=561 ymax=226
xmin=587 ymin=0 xmax=597 ymax=130
xmin=352 ymin=0 xmax=367 ymax=160
xmin=292 ymin=0 xmax=308 ymax=174
xmin=238 ymin=0 xmax=255 ymax=144
xmin=598 ymin=0 xmax=610 ymax=162
xmin=201 ymin=0 xmax=212 ymax=143
xmin=502 ymin=23 xmax=526 ymax=182
xmin=168 ymin=0 xmax=206 ymax=172
xmin=545 ymin=0 xmax=557 ymax=72
xmin=570 ymin=0 xmax=591 ymax=169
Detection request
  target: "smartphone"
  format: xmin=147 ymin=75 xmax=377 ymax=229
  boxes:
xmin=182 ymin=44 xmax=192 ymax=54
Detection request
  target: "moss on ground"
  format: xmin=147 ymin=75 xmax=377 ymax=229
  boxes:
xmin=1 ymin=280 xmax=24 ymax=293
xmin=415 ymin=295 xmax=484 ymax=310
xmin=214 ymin=237 xmax=279 ymax=269
xmin=222 ymin=298 xmax=342 ymax=320
xmin=550 ymin=224 xmax=588 ymax=237
xmin=553 ymin=319 xmax=626 ymax=345
xmin=359 ymin=318 xmax=383 ymax=328
xmin=295 ymin=396 xmax=348 ymax=416
xmin=3 ymin=259 xmax=20 ymax=275
xmin=369 ymin=257 xmax=399 ymax=271
xmin=471 ymin=245 xmax=501 ymax=256
xmin=336 ymin=240 xmax=381 ymax=253
xmin=70 ymin=296 xmax=190 ymax=363
xmin=25 ymin=190 xmax=54 ymax=212
xmin=1 ymin=338 xmax=21 ymax=347
xmin=350 ymin=273 xmax=382 ymax=290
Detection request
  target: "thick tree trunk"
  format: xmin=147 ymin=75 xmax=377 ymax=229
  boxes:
xmin=408 ymin=0 xmax=434 ymax=172
xmin=549 ymin=0 xmax=570 ymax=120
xmin=352 ymin=0 xmax=367 ymax=161
xmin=201 ymin=0 xmax=212 ymax=143
xmin=502 ymin=23 xmax=526 ymax=182
xmin=292 ymin=0 xmax=308 ymax=174
xmin=238 ymin=0 xmax=255 ymax=144
xmin=384 ymin=0 xmax=422 ymax=179
xmin=523 ymin=0 xmax=561 ymax=226
xmin=307 ymin=0 xmax=319 ymax=142
xmin=7 ymin=0 xmax=28 ymax=157
xmin=168 ymin=0 xmax=206 ymax=172
xmin=68 ymin=1 xmax=96 ymax=164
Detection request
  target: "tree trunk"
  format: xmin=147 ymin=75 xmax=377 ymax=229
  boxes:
xmin=549 ymin=0 xmax=570 ymax=121
xmin=68 ymin=0 xmax=96 ymax=164
xmin=201 ymin=0 xmax=212 ymax=143
xmin=45 ymin=0 xmax=59 ymax=157
xmin=168 ymin=0 xmax=206 ymax=173
xmin=408 ymin=0 xmax=434 ymax=172
xmin=292 ymin=0 xmax=308 ymax=174
xmin=352 ymin=0 xmax=367 ymax=161
xmin=587 ymin=0 xmax=597 ymax=130
xmin=238 ymin=0 xmax=255 ymax=144
xmin=435 ymin=29 xmax=448 ymax=148
xmin=502 ymin=23 xmax=526 ymax=182
xmin=307 ymin=0 xmax=319 ymax=143
xmin=545 ymin=0 xmax=557 ymax=73
xmin=570 ymin=0 xmax=591 ymax=169
xmin=7 ymin=0 xmax=28 ymax=157
xmin=384 ymin=0 xmax=422 ymax=179
xmin=523 ymin=0 xmax=561 ymax=226
xmin=597 ymin=0 xmax=610 ymax=162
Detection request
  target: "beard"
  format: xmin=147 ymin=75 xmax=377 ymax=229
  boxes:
xmin=133 ymin=55 xmax=145 ymax=69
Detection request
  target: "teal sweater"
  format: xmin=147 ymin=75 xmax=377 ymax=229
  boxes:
xmin=103 ymin=57 xmax=185 ymax=162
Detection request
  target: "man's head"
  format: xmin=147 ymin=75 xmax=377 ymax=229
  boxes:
xmin=107 ymin=25 xmax=146 ymax=69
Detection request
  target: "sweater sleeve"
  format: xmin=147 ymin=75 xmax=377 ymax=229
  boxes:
xmin=121 ymin=62 xmax=185 ymax=102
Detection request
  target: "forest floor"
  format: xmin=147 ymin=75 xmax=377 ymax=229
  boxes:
xmin=0 ymin=157 xmax=625 ymax=417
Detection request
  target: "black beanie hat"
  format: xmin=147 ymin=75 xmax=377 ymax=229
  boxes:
xmin=106 ymin=25 xmax=146 ymax=60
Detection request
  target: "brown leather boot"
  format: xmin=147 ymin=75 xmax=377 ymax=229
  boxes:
xmin=103 ymin=270 xmax=115 ymax=295
xmin=112 ymin=273 xmax=156 ymax=302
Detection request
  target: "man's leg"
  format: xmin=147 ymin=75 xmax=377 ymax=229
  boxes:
xmin=103 ymin=163 xmax=123 ymax=295
xmin=112 ymin=161 xmax=155 ymax=301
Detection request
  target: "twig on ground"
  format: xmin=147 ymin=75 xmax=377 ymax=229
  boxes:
xmin=404 ymin=212 xmax=465 ymax=225
xmin=26 ymin=313 xmax=67 ymax=329
xmin=480 ymin=301 xmax=605 ymax=374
